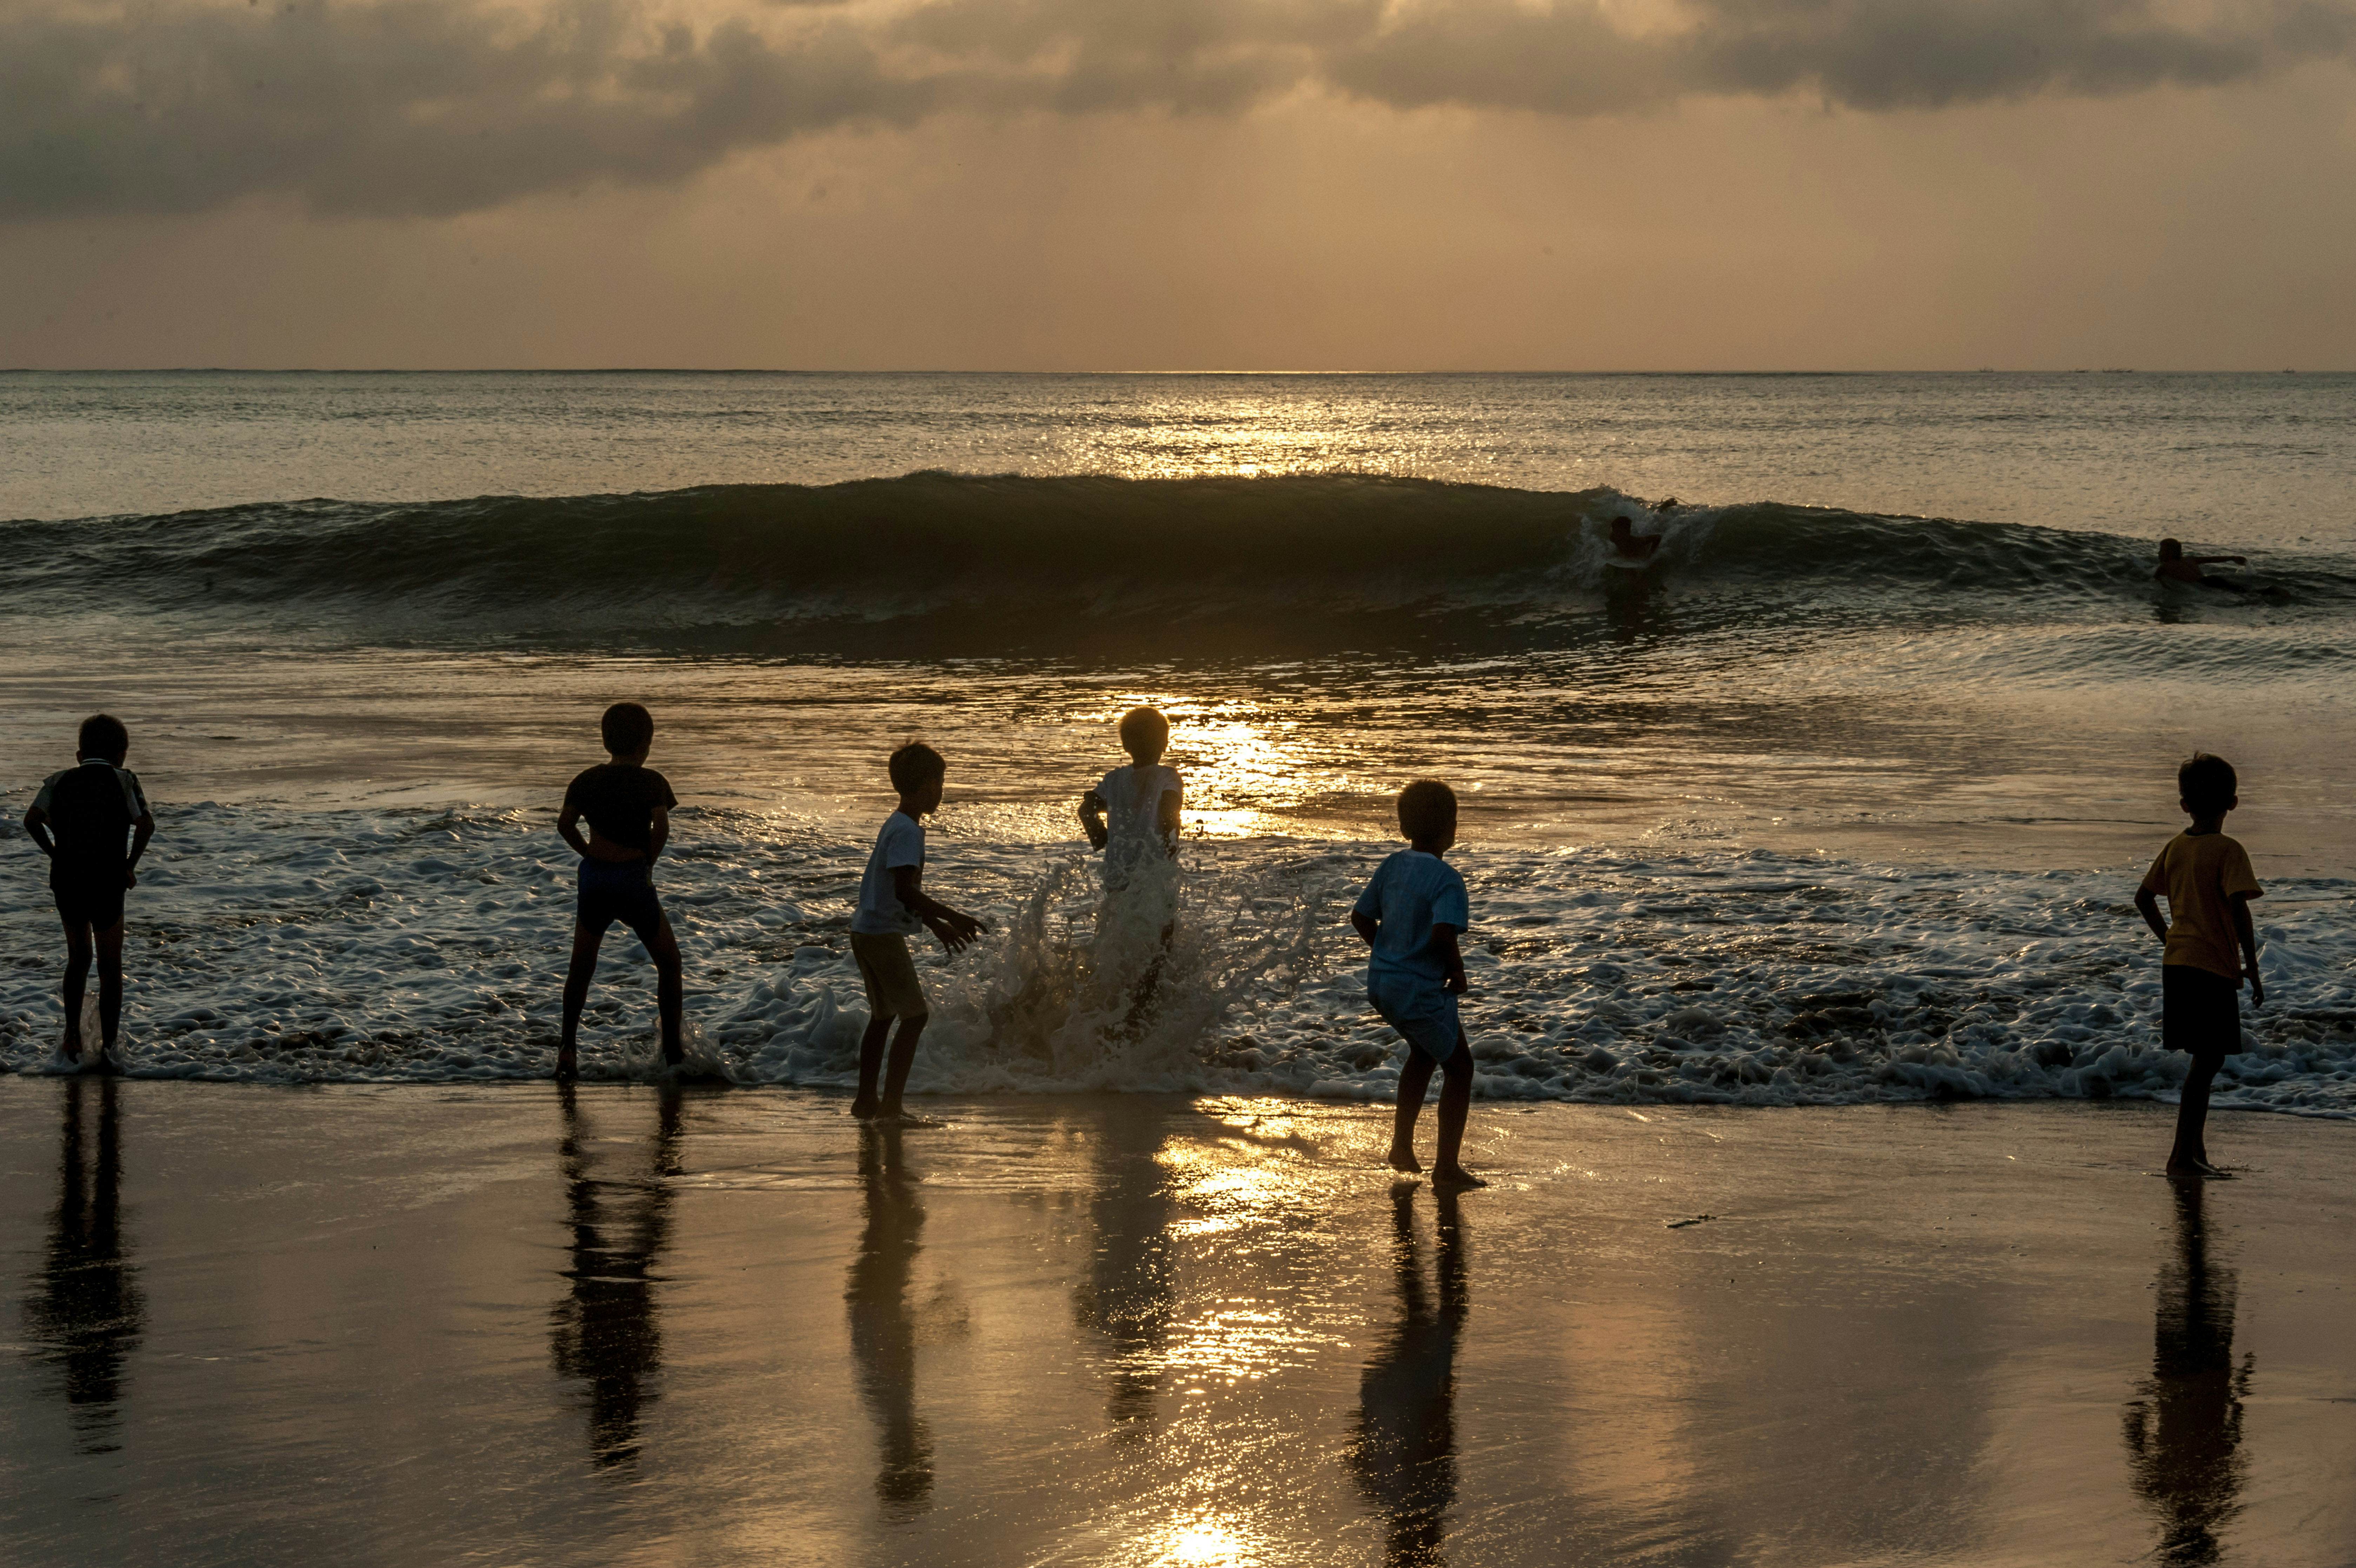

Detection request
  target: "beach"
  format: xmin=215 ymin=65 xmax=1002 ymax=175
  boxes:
xmin=4 ymin=1080 xmax=2352 ymax=1566
xmin=4 ymin=371 xmax=2354 ymax=1563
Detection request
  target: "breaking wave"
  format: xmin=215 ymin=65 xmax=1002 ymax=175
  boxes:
xmin=10 ymin=472 xmax=2354 ymax=655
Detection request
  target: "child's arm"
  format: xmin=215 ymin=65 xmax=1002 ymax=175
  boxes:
xmin=24 ymin=804 xmax=54 ymax=858
xmin=1433 ymin=923 xmax=1468 ymax=995
xmin=892 ymin=865 xmax=987 ymax=953
xmin=1078 ymin=789 xmax=1108 ymax=850
xmin=1156 ymin=785 xmax=1182 ymax=855
xmin=1350 ymin=910 xmax=1378 ymax=947
xmin=558 ymin=804 xmax=644 ymax=863
xmin=645 ymin=805 xmax=670 ymax=867
xmin=2134 ymin=886 xmax=2168 ymax=944
xmin=2232 ymin=892 xmax=2263 ymax=1006
xmin=125 ymin=809 xmax=154 ymax=887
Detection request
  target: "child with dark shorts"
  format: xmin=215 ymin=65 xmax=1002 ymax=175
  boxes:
xmin=24 ymin=714 xmax=155 ymax=1067
xmin=2134 ymin=752 xmax=2264 ymax=1178
xmin=556 ymin=702 xmax=684 ymax=1077
xmin=1352 ymin=780 xmax=1484 ymax=1189
xmin=848 ymin=743 xmax=986 ymax=1121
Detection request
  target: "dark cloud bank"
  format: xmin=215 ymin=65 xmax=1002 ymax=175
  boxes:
xmin=6 ymin=0 xmax=2352 ymax=218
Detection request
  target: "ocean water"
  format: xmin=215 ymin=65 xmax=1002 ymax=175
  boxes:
xmin=1 ymin=371 xmax=2351 ymax=1110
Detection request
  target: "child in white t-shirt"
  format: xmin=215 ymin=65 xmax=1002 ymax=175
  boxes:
xmin=849 ymin=743 xmax=986 ymax=1121
xmin=1080 ymin=706 xmax=1183 ymax=893
xmin=1079 ymin=707 xmax=1184 ymax=1017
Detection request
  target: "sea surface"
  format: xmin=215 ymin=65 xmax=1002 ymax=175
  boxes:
xmin=1 ymin=372 xmax=2351 ymax=1110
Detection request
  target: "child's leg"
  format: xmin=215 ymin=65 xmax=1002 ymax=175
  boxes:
xmin=2168 ymin=1054 xmax=2222 ymax=1173
xmin=853 ymin=1012 xmax=896 ymax=1117
xmin=878 ymin=1015 xmax=929 ymax=1117
xmin=59 ymin=913 xmax=93 ymax=1061
xmin=1432 ymin=1031 xmax=1484 ymax=1188
xmin=94 ymin=918 xmax=126 ymax=1053
xmin=645 ymin=918 xmax=685 ymax=1065
xmin=1389 ymin=1044 xmax=1437 ymax=1171
xmin=559 ymin=923 xmax=605 ymax=1077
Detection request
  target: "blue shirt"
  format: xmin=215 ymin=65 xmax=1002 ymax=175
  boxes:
xmin=1352 ymin=850 xmax=1469 ymax=986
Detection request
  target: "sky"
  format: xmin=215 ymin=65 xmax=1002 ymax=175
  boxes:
xmin=3 ymin=0 xmax=2353 ymax=370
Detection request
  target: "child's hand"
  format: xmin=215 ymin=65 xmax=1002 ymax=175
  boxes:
xmin=930 ymin=911 xmax=986 ymax=954
xmin=1085 ymin=826 xmax=1108 ymax=851
xmin=1444 ymin=967 xmax=1468 ymax=996
xmin=124 ymin=868 xmax=138 ymax=889
xmin=2247 ymin=970 xmax=2264 ymax=1007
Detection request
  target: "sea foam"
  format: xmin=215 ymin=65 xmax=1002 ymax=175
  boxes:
xmin=4 ymin=804 xmax=2350 ymax=1118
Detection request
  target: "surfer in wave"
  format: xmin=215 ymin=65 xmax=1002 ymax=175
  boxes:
xmin=2155 ymin=539 xmax=2249 ymax=590
xmin=1607 ymin=514 xmax=1662 ymax=567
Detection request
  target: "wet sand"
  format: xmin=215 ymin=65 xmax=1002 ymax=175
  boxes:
xmin=2 ymin=1082 xmax=2351 ymax=1567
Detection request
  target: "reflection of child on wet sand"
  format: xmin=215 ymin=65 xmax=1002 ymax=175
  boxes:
xmin=24 ymin=714 xmax=155 ymax=1067
xmin=2134 ymin=752 xmax=2263 ymax=1179
xmin=2155 ymin=539 xmax=2248 ymax=589
xmin=851 ymin=743 xmax=987 ymax=1122
xmin=1352 ymin=780 xmax=1484 ymax=1189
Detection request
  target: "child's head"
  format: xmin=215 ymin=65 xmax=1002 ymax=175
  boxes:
xmin=889 ymin=742 xmax=948 ymax=810
xmin=77 ymin=713 xmax=129 ymax=765
xmin=1398 ymin=778 xmax=1458 ymax=849
xmin=600 ymin=701 xmax=654 ymax=761
xmin=1610 ymin=516 xmax=1635 ymax=541
xmin=2178 ymin=752 xmax=2237 ymax=817
xmin=2159 ymin=538 xmax=2185 ymax=562
xmin=1118 ymin=706 xmax=1170 ymax=765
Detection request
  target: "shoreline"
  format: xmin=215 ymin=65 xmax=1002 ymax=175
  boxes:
xmin=4 ymin=1083 xmax=2350 ymax=1566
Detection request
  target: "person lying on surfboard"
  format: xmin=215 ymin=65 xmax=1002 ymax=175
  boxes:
xmin=2155 ymin=538 xmax=2247 ymax=589
xmin=1608 ymin=515 xmax=1662 ymax=565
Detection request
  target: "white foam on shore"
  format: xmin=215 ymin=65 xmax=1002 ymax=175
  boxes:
xmin=3 ymin=804 xmax=2352 ymax=1117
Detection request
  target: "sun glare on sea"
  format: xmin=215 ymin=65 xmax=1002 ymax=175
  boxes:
xmin=1097 ymin=693 xmax=1359 ymax=837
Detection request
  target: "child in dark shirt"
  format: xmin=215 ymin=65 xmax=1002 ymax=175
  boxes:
xmin=24 ymin=714 xmax=155 ymax=1067
xmin=556 ymin=702 xmax=684 ymax=1077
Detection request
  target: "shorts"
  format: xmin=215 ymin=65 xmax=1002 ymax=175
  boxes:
xmin=577 ymin=859 xmax=668 ymax=948
xmin=1369 ymin=972 xmax=1460 ymax=1062
xmin=53 ymin=875 xmax=126 ymax=932
xmin=2162 ymin=964 xmax=2239 ymax=1063
xmin=851 ymin=932 xmax=929 ymax=1020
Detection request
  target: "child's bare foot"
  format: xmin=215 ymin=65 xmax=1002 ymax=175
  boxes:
xmin=851 ymin=1098 xmax=882 ymax=1119
xmin=1431 ymin=1164 xmax=1487 ymax=1189
xmin=554 ymin=1048 xmax=578 ymax=1081
xmin=1385 ymin=1146 xmax=1423 ymax=1174
xmin=60 ymin=1036 xmax=82 ymax=1064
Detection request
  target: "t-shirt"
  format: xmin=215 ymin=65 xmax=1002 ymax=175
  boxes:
xmin=562 ymin=764 xmax=677 ymax=855
xmin=852 ymin=811 xmax=927 ymax=936
xmin=1352 ymin=849 xmax=1470 ymax=987
xmin=2141 ymin=830 xmax=2263 ymax=980
xmin=1096 ymin=764 xmax=1181 ymax=882
xmin=33 ymin=761 xmax=150 ymax=885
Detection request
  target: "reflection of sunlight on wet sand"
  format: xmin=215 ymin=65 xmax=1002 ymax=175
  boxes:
xmin=1138 ymin=1135 xmax=1355 ymax=1386
xmin=1138 ymin=1514 xmax=1267 ymax=1566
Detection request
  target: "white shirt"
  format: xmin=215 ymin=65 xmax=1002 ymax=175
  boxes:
xmin=1097 ymin=764 xmax=1180 ymax=886
xmin=851 ymin=812 xmax=927 ymax=936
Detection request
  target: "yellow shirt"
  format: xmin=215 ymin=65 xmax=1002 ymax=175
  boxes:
xmin=2140 ymin=831 xmax=2262 ymax=980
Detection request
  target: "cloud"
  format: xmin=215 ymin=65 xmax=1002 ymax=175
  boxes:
xmin=5 ymin=0 xmax=2351 ymax=219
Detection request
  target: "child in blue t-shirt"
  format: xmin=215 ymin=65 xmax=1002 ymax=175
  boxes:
xmin=1351 ymin=780 xmax=1484 ymax=1188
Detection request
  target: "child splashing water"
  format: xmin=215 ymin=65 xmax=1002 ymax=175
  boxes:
xmin=1079 ymin=707 xmax=1184 ymax=1023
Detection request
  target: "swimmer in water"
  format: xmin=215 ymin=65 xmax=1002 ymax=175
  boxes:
xmin=1609 ymin=515 xmax=1662 ymax=564
xmin=2156 ymin=538 xmax=2248 ymax=589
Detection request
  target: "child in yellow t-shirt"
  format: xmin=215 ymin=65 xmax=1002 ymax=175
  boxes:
xmin=2134 ymin=752 xmax=2264 ymax=1178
